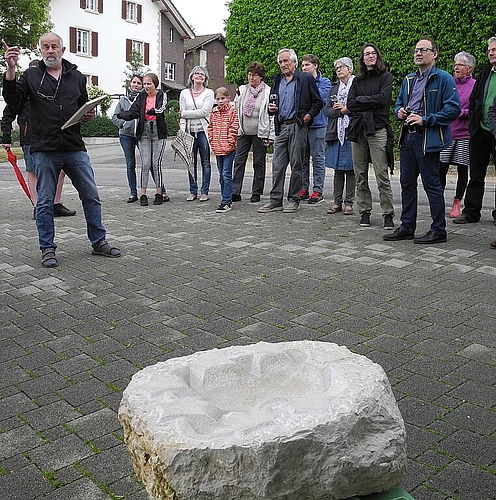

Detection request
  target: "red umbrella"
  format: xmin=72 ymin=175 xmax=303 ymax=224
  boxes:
xmin=7 ymin=149 xmax=33 ymax=205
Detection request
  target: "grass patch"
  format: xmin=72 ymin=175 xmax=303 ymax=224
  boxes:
xmin=42 ymin=470 xmax=62 ymax=488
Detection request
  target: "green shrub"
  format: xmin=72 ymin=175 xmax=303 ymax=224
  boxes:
xmin=80 ymin=115 xmax=119 ymax=137
xmin=166 ymin=100 xmax=180 ymax=112
xmin=165 ymin=111 xmax=179 ymax=137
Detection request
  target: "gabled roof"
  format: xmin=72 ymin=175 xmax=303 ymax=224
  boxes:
xmin=184 ymin=34 xmax=225 ymax=53
xmin=153 ymin=0 xmax=195 ymax=39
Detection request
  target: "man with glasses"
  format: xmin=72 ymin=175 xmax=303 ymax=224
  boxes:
xmin=384 ymin=37 xmax=460 ymax=244
xmin=453 ymin=36 xmax=496 ymax=226
xmin=3 ymin=32 xmax=121 ymax=267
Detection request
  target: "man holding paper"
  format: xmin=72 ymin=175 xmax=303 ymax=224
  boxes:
xmin=2 ymin=32 xmax=120 ymax=267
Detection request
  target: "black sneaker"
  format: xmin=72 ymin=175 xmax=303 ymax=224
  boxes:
xmin=250 ymin=194 xmax=261 ymax=203
xmin=153 ymin=193 xmax=163 ymax=205
xmin=53 ymin=203 xmax=76 ymax=217
xmin=232 ymin=194 xmax=242 ymax=202
xmin=140 ymin=195 xmax=148 ymax=206
xmin=216 ymin=203 xmax=232 ymax=213
xmin=308 ymin=192 xmax=324 ymax=204
xmin=359 ymin=213 xmax=371 ymax=227
xmin=383 ymin=214 xmax=394 ymax=230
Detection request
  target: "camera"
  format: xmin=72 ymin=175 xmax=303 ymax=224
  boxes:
xmin=329 ymin=95 xmax=339 ymax=104
xmin=269 ymin=93 xmax=278 ymax=106
xmin=404 ymin=109 xmax=420 ymax=132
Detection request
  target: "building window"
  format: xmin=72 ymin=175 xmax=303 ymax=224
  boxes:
xmin=81 ymin=0 xmax=103 ymax=13
xmin=122 ymin=1 xmax=141 ymax=23
xmin=169 ymin=28 xmax=174 ymax=43
xmin=200 ymin=49 xmax=207 ymax=68
xmin=132 ymin=40 xmax=143 ymax=56
xmin=164 ymin=62 xmax=175 ymax=81
xmin=77 ymin=29 xmax=90 ymax=55
xmin=126 ymin=39 xmax=149 ymax=65
xmin=70 ymin=27 xmax=99 ymax=57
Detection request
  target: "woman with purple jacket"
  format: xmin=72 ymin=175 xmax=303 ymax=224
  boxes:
xmin=439 ymin=52 xmax=476 ymax=218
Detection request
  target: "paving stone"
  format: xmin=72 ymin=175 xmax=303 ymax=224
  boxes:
xmin=1 ymin=144 xmax=495 ymax=499
xmin=428 ymin=461 xmax=496 ymax=500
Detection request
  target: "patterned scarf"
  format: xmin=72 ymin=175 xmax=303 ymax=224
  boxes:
xmin=337 ymin=75 xmax=355 ymax=145
xmin=243 ymin=82 xmax=265 ymax=117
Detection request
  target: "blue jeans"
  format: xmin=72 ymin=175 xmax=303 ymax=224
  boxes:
xmin=399 ymin=133 xmax=446 ymax=234
xmin=32 ymin=151 xmax=106 ymax=250
xmin=188 ymin=131 xmax=211 ymax=195
xmin=119 ymin=134 xmax=138 ymax=196
xmin=302 ymin=126 xmax=326 ymax=193
xmin=216 ymin=150 xmax=235 ymax=204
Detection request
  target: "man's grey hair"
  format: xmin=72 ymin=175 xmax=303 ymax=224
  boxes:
xmin=39 ymin=32 xmax=64 ymax=48
xmin=487 ymin=36 xmax=496 ymax=46
xmin=334 ymin=57 xmax=353 ymax=72
xmin=454 ymin=52 xmax=476 ymax=68
xmin=278 ymin=48 xmax=298 ymax=66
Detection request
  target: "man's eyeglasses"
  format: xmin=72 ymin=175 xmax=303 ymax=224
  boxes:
xmin=363 ymin=51 xmax=377 ymax=57
xmin=335 ymin=65 xmax=347 ymax=71
xmin=453 ymin=63 xmax=467 ymax=67
xmin=414 ymin=47 xmax=435 ymax=54
xmin=36 ymin=71 xmax=61 ymax=101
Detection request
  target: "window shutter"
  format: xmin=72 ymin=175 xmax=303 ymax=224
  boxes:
xmin=137 ymin=4 xmax=142 ymax=23
xmin=122 ymin=0 xmax=126 ymax=19
xmin=98 ymin=0 xmax=103 ymax=13
xmin=70 ymin=27 xmax=77 ymax=53
xmin=80 ymin=0 xmax=85 ymax=9
xmin=126 ymin=39 xmax=132 ymax=62
xmin=92 ymin=76 xmax=99 ymax=86
xmin=91 ymin=32 xmax=99 ymax=57
xmin=144 ymin=43 xmax=150 ymax=65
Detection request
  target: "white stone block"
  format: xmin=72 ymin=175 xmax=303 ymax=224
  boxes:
xmin=119 ymin=341 xmax=406 ymax=499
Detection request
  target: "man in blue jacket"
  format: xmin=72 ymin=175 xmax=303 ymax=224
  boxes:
xmin=384 ymin=37 xmax=460 ymax=244
xmin=258 ymin=48 xmax=322 ymax=214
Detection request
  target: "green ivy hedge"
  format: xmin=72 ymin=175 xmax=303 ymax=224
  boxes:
xmin=226 ymin=0 xmax=494 ymax=89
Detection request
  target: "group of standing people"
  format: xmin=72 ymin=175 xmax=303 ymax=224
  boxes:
xmin=4 ymin=30 xmax=496 ymax=269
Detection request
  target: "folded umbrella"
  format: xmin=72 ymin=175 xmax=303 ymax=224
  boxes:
xmin=7 ymin=149 xmax=34 ymax=205
xmin=170 ymin=130 xmax=195 ymax=176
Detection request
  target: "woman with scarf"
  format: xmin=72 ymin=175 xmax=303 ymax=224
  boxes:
xmin=439 ymin=52 xmax=476 ymax=218
xmin=179 ymin=66 xmax=215 ymax=202
xmin=112 ymin=74 xmax=143 ymax=203
xmin=117 ymin=72 xmax=168 ymax=206
xmin=232 ymin=62 xmax=274 ymax=203
xmin=325 ymin=57 xmax=356 ymax=215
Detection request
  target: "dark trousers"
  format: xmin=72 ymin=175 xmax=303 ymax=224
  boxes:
xmin=232 ymin=134 xmax=267 ymax=196
xmin=399 ymin=133 xmax=446 ymax=234
xmin=462 ymin=129 xmax=496 ymax=222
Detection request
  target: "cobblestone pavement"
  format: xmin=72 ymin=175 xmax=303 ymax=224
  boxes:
xmin=1 ymin=140 xmax=495 ymax=500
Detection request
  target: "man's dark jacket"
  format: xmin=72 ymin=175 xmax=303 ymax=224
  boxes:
xmin=3 ymin=58 xmax=88 ymax=153
xmin=1 ymin=101 xmax=30 ymax=146
xmin=468 ymin=62 xmax=494 ymax=135
xmin=269 ymin=70 xmax=323 ymax=136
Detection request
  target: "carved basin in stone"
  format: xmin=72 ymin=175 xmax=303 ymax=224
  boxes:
xmin=119 ymin=341 xmax=406 ymax=499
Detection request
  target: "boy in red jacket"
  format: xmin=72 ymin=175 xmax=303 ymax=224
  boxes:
xmin=207 ymin=87 xmax=239 ymax=212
